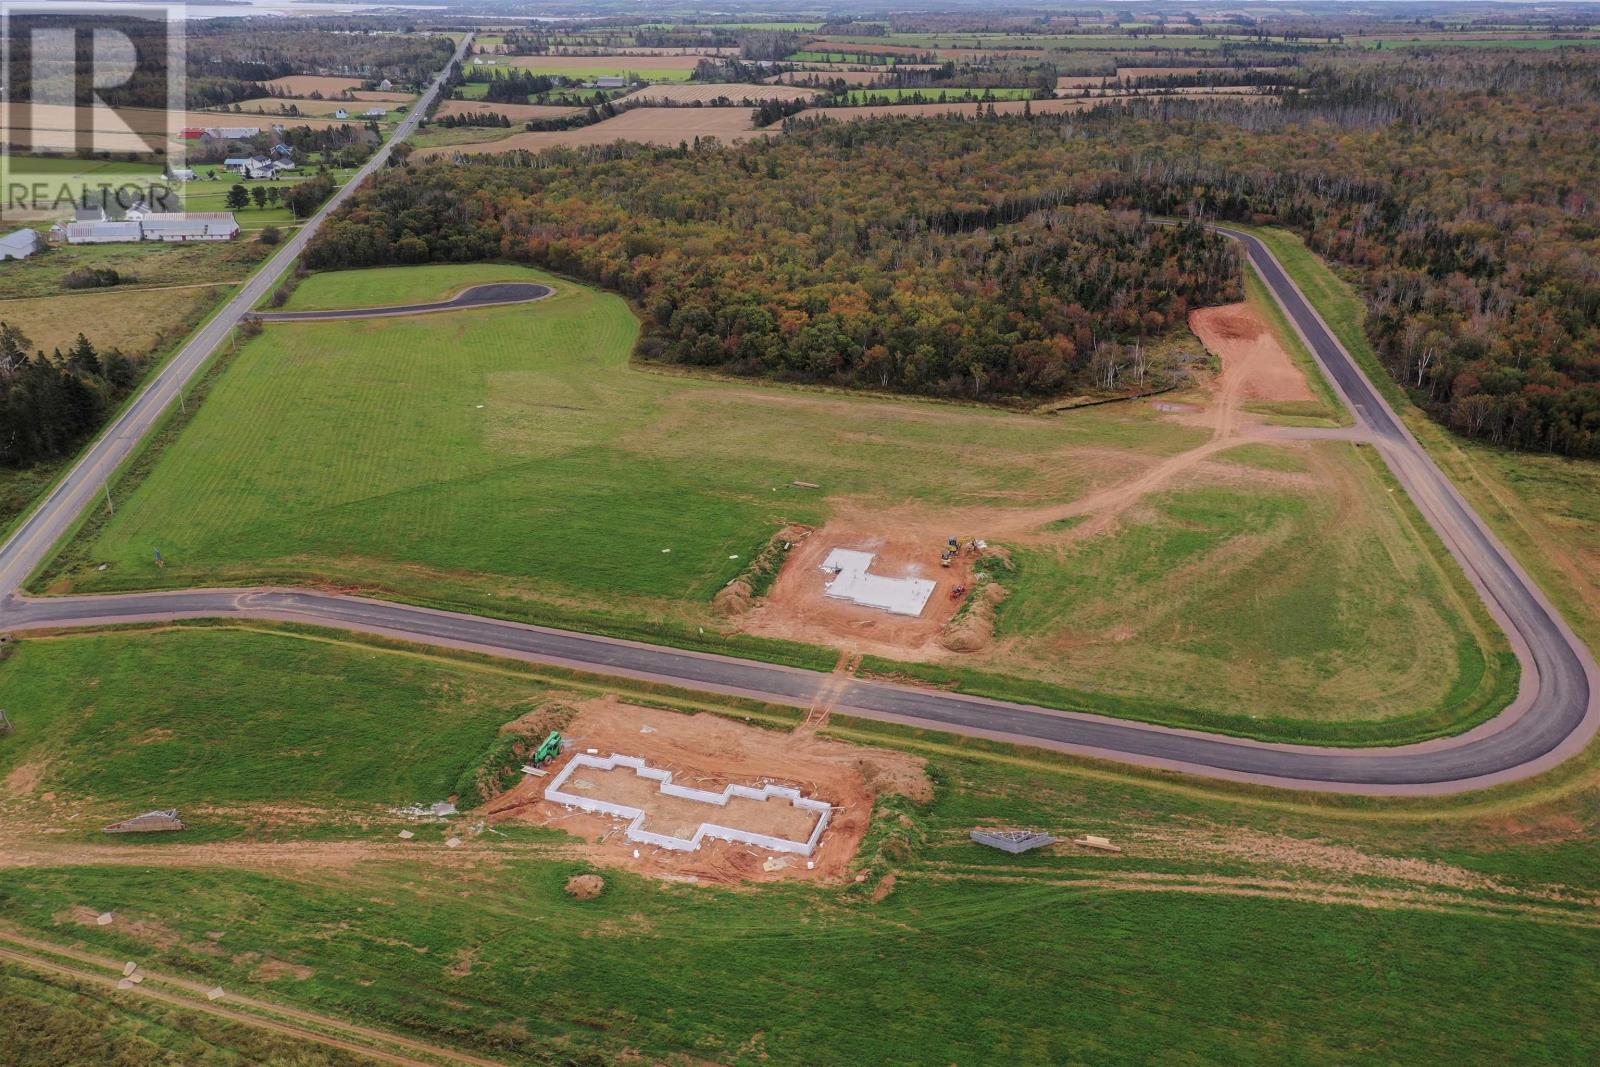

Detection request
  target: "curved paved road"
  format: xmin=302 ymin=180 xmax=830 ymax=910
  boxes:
xmin=1 ymin=195 xmax=1595 ymax=792
xmin=255 ymin=282 xmax=552 ymax=321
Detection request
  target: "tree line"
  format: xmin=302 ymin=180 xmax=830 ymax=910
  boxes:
xmin=307 ymin=134 xmax=1239 ymax=401
xmin=0 ymin=327 xmax=140 ymax=470
xmin=314 ymin=49 xmax=1598 ymax=456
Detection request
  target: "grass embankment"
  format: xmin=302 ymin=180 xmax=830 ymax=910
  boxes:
xmin=33 ymin=261 xmax=1513 ymax=740
xmin=0 ymin=624 xmax=1597 ymax=1065
xmin=1243 ymin=225 xmax=1600 ymax=659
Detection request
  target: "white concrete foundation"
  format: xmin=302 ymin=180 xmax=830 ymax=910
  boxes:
xmin=544 ymin=753 xmax=832 ymax=856
xmin=818 ymin=548 xmax=935 ymax=617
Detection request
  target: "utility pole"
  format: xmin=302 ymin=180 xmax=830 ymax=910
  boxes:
xmin=102 ymin=478 xmax=114 ymax=515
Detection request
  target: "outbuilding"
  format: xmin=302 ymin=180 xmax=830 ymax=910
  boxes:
xmin=0 ymin=228 xmax=41 ymax=260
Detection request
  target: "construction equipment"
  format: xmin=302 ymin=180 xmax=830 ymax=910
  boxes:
xmin=532 ymin=730 xmax=564 ymax=766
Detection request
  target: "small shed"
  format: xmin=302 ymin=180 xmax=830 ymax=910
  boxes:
xmin=970 ymin=828 xmax=1056 ymax=854
xmin=104 ymin=809 xmax=185 ymax=833
xmin=0 ymin=228 xmax=41 ymax=261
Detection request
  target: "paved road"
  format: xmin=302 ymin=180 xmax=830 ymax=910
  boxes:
xmin=255 ymin=282 xmax=552 ymax=321
xmin=1 ymin=179 xmax=1594 ymax=791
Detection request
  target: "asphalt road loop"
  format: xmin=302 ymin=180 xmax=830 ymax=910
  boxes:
xmin=254 ymin=282 xmax=554 ymax=322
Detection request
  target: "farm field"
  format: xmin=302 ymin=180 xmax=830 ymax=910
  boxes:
xmin=415 ymin=107 xmax=769 ymax=156
xmin=39 ymin=262 xmax=1512 ymax=742
xmin=225 ymin=97 xmax=408 ymax=120
xmin=835 ymin=87 xmax=1040 ymax=104
xmin=616 ymin=83 xmax=821 ymax=104
xmin=433 ymin=99 xmax=582 ymax=122
xmin=0 ymin=234 xmax=269 ymax=300
xmin=0 ymin=285 xmax=221 ymax=361
xmin=0 ymin=623 xmax=1597 ymax=1065
xmin=769 ymin=69 xmax=894 ymax=85
xmin=260 ymin=75 xmax=365 ymax=96
xmin=804 ymin=93 xmax=1273 ymax=123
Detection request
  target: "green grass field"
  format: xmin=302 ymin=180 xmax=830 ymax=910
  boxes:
xmin=0 ymin=624 xmax=1596 ymax=1065
xmin=0 ymin=627 xmax=538 ymax=825
xmin=1245 ymin=225 xmax=1600 ymax=659
xmin=1365 ymin=36 xmax=1600 ymax=49
xmin=35 ymin=261 xmax=1514 ymax=741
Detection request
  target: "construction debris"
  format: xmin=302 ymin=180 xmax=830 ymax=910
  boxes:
xmin=96 ymin=912 xmax=114 ymax=926
xmin=397 ymin=830 xmax=415 ymax=840
xmin=103 ymin=809 xmax=184 ymax=834
xmin=1073 ymin=835 xmax=1123 ymax=853
xmin=0 ymin=709 xmax=11 ymax=736
xmin=444 ymin=836 xmax=463 ymax=849
xmin=122 ymin=962 xmax=138 ymax=977
xmin=206 ymin=987 xmax=225 ymax=1002
xmin=791 ymin=481 xmax=821 ymax=489
xmin=970 ymin=828 xmax=1056 ymax=854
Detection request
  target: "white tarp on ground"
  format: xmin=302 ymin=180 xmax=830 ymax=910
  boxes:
xmin=818 ymin=548 xmax=936 ymax=617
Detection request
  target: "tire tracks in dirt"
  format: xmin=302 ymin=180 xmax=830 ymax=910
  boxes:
xmin=0 ymin=927 xmax=509 ymax=1067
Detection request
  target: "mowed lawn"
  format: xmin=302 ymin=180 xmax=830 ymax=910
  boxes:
xmin=47 ymin=263 xmax=1509 ymax=737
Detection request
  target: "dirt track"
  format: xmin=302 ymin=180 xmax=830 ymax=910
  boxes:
xmin=0 ymin=927 xmax=507 ymax=1067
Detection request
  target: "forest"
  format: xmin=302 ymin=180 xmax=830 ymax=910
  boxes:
xmin=309 ymin=49 xmax=1599 ymax=456
xmin=307 ymin=141 xmax=1239 ymax=400
xmin=0 ymin=328 xmax=139 ymax=470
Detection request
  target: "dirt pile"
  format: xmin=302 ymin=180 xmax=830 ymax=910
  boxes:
xmin=713 ymin=524 xmax=811 ymax=617
xmin=939 ymin=581 xmax=1009 ymax=653
xmin=565 ymin=874 xmax=605 ymax=900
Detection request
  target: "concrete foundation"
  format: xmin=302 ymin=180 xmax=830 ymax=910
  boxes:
xmin=545 ymin=753 xmax=832 ymax=856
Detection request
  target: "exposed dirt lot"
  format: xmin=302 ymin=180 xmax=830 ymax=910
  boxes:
xmin=486 ymin=696 xmax=930 ymax=886
xmin=1189 ymin=303 xmax=1314 ymax=405
xmin=261 ymin=75 xmax=365 ymax=96
xmin=741 ymin=526 xmax=977 ymax=658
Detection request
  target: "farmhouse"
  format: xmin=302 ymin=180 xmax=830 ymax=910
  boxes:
xmin=590 ymin=76 xmax=628 ymax=89
xmin=0 ymin=228 xmax=41 ymax=260
xmin=203 ymin=125 xmax=261 ymax=140
xmin=335 ymin=108 xmax=350 ymax=119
